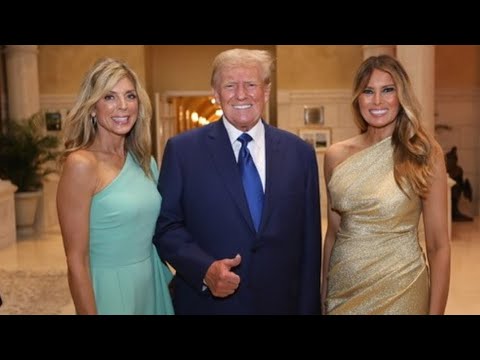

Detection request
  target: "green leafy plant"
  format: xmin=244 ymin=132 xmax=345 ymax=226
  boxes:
xmin=0 ymin=112 xmax=60 ymax=192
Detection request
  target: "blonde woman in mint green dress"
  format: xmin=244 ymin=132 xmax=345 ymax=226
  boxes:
xmin=57 ymin=58 xmax=174 ymax=315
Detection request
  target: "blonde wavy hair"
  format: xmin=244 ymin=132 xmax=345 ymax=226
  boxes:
xmin=60 ymin=57 xmax=153 ymax=179
xmin=352 ymin=55 xmax=435 ymax=198
xmin=210 ymin=48 xmax=275 ymax=89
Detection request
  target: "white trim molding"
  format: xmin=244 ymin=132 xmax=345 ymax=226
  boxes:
xmin=436 ymin=88 xmax=480 ymax=103
xmin=278 ymin=89 xmax=351 ymax=105
xmin=40 ymin=94 xmax=76 ymax=110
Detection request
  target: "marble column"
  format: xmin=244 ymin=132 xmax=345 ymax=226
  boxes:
xmin=362 ymin=45 xmax=395 ymax=60
xmin=397 ymin=46 xmax=454 ymax=239
xmin=396 ymin=45 xmax=435 ymax=135
xmin=3 ymin=45 xmax=58 ymax=234
xmin=4 ymin=45 xmax=41 ymax=122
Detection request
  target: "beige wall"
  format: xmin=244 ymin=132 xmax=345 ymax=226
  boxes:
xmin=277 ymin=45 xmax=363 ymax=89
xmin=38 ymin=45 xmax=146 ymax=94
xmin=436 ymin=45 xmax=480 ymax=88
xmin=36 ymin=45 xmax=480 ymax=94
xmin=147 ymin=45 xmax=275 ymax=95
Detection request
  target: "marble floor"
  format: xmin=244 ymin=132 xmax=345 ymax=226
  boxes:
xmin=446 ymin=217 xmax=480 ymax=315
xmin=0 ymin=218 xmax=479 ymax=315
xmin=0 ymin=226 xmax=76 ymax=314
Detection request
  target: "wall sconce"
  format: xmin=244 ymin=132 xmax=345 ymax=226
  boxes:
xmin=191 ymin=111 xmax=199 ymax=123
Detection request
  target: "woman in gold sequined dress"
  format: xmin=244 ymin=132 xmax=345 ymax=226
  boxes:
xmin=321 ymin=55 xmax=450 ymax=315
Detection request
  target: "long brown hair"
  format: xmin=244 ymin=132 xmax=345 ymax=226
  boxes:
xmin=352 ymin=55 xmax=435 ymax=197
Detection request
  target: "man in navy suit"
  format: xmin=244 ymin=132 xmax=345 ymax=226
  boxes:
xmin=153 ymin=48 xmax=321 ymax=315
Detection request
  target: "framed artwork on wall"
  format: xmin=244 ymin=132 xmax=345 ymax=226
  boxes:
xmin=304 ymin=106 xmax=324 ymax=125
xmin=45 ymin=112 xmax=62 ymax=131
xmin=298 ymin=127 xmax=331 ymax=152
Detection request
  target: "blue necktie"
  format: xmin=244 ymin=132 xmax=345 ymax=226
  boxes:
xmin=237 ymin=133 xmax=264 ymax=232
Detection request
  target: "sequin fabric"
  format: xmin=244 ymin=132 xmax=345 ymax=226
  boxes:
xmin=326 ymin=137 xmax=429 ymax=315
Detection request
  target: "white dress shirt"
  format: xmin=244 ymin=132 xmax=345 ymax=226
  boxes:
xmin=222 ymin=117 xmax=266 ymax=192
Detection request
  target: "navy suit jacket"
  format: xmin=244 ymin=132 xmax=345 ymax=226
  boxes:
xmin=153 ymin=120 xmax=321 ymax=315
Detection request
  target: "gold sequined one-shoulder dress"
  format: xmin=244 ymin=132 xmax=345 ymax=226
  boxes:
xmin=325 ymin=137 xmax=429 ymax=315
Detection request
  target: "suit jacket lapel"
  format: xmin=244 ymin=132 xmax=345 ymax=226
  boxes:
xmin=204 ymin=121 xmax=256 ymax=233
xmin=259 ymin=123 xmax=282 ymax=232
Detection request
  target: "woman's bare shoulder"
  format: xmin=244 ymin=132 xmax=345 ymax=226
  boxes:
xmin=63 ymin=150 xmax=98 ymax=177
xmin=325 ymin=136 xmax=361 ymax=173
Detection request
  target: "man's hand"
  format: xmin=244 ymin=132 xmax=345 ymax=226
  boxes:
xmin=204 ymin=254 xmax=242 ymax=297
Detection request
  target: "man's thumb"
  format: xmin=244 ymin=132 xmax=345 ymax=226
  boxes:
xmin=226 ymin=253 xmax=242 ymax=268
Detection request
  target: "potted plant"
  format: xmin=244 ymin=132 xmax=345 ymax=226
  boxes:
xmin=0 ymin=112 xmax=60 ymax=235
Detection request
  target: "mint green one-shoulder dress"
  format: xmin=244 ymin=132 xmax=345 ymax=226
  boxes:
xmin=89 ymin=152 xmax=174 ymax=315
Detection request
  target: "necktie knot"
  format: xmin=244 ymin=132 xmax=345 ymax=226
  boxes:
xmin=238 ymin=133 xmax=253 ymax=147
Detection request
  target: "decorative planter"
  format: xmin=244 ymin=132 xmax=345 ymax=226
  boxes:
xmin=0 ymin=180 xmax=18 ymax=248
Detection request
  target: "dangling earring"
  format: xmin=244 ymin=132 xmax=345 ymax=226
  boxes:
xmin=91 ymin=115 xmax=97 ymax=127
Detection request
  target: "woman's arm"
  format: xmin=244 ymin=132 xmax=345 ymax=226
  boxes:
xmin=422 ymin=143 xmax=451 ymax=315
xmin=57 ymin=151 xmax=98 ymax=315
